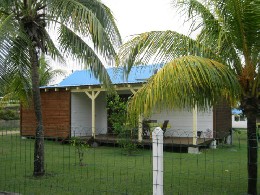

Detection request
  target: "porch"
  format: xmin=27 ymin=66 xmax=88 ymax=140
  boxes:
xmin=81 ymin=134 xmax=213 ymax=148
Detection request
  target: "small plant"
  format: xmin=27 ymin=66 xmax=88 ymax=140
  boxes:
xmin=233 ymin=128 xmax=242 ymax=149
xmin=117 ymin=126 xmax=138 ymax=156
xmin=70 ymin=137 xmax=89 ymax=166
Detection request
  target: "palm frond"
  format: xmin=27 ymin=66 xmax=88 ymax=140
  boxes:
xmin=0 ymin=13 xmax=15 ymax=38
xmin=0 ymin=31 xmax=31 ymax=104
xmin=38 ymin=56 xmax=65 ymax=86
xmin=127 ymin=56 xmax=241 ymax=119
xmin=47 ymin=0 xmax=120 ymax=63
xmin=173 ymin=0 xmax=216 ymax=34
xmin=0 ymin=64 xmax=31 ymax=104
xmin=0 ymin=35 xmax=31 ymax=82
xmin=174 ymin=0 xmax=243 ymax=75
xmin=216 ymin=0 xmax=260 ymax=54
xmin=0 ymin=0 xmax=15 ymax=13
xmin=58 ymin=25 xmax=113 ymax=89
xmin=0 ymin=13 xmax=17 ymax=65
xmin=44 ymin=29 xmax=65 ymax=64
xmin=78 ymin=0 xmax=122 ymax=47
xmin=118 ymin=30 xmax=221 ymax=73
xmin=178 ymin=0 xmax=260 ymax=70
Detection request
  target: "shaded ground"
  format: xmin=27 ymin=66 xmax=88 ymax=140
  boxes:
xmin=0 ymin=192 xmax=20 ymax=195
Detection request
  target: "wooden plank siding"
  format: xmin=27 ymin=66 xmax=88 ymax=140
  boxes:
xmin=21 ymin=90 xmax=71 ymax=138
xmin=213 ymin=100 xmax=232 ymax=139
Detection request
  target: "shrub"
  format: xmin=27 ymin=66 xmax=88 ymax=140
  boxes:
xmin=107 ymin=94 xmax=127 ymax=134
xmin=0 ymin=109 xmax=20 ymax=120
xmin=107 ymin=94 xmax=138 ymax=155
xmin=117 ymin=126 xmax=138 ymax=155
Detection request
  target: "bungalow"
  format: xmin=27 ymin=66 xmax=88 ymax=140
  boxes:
xmin=20 ymin=64 xmax=231 ymax=145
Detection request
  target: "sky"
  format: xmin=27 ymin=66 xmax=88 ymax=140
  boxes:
xmin=102 ymin=0 xmax=190 ymax=42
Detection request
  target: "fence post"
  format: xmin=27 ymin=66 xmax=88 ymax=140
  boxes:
xmin=153 ymin=127 xmax=164 ymax=195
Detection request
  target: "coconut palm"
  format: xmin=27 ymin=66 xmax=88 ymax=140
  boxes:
xmin=118 ymin=0 xmax=259 ymax=194
xmin=0 ymin=0 xmax=121 ymax=176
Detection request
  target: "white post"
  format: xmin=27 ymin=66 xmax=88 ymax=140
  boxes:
xmin=192 ymin=105 xmax=198 ymax=145
xmin=85 ymin=91 xmax=100 ymax=139
xmin=153 ymin=127 xmax=163 ymax=195
xmin=91 ymin=93 xmax=96 ymax=138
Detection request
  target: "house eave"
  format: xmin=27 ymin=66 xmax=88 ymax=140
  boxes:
xmin=40 ymin=82 xmax=144 ymax=93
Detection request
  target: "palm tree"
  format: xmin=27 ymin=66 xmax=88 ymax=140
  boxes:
xmin=0 ymin=0 xmax=121 ymax=176
xmin=118 ymin=0 xmax=259 ymax=194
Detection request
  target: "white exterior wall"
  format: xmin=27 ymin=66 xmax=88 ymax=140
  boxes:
xmin=150 ymin=109 xmax=213 ymax=137
xmin=95 ymin=92 xmax=107 ymax=134
xmin=150 ymin=110 xmax=192 ymax=137
xmin=197 ymin=110 xmax=213 ymax=138
xmin=71 ymin=92 xmax=108 ymax=137
xmin=71 ymin=92 xmax=92 ymax=136
xmin=232 ymin=115 xmax=247 ymax=128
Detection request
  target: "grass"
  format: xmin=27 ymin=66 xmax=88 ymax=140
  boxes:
xmin=0 ymin=130 xmax=259 ymax=195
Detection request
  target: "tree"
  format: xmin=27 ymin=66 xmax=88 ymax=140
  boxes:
xmin=0 ymin=55 xmax=64 ymax=104
xmin=118 ymin=0 xmax=259 ymax=194
xmin=0 ymin=0 xmax=121 ymax=176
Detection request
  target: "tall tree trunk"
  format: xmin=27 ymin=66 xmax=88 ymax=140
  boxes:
xmin=243 ymin=98 xmax=258 ymax=195
xmin=30 ymin=46 xmax=45 ymax=176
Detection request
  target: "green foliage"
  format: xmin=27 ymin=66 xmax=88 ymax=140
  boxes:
xmin=70 ymin=137 xmax=89 ymax=166
xmin=107 ymin=94 xmax=128 ymax=134
xmin=0 ymin=108 xmax=19 ymax=120
xmin=107 ymin=94 xmax=138 ymax=154
xmin=0 ymin=55 xmax=64 ymax=105
xmin=117 ymin=126 xmax=138 ymax=156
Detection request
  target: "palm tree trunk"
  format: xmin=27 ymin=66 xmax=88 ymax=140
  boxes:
xmin=244 ymin=99 xmax=258 ymax=195
xmin=30 ymin=46 xmax=45 ymax=176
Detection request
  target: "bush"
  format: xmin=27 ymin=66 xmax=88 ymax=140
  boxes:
xmin=0 ymin=109 xmax=20 ymax=120
xmin=107 ymin=94 xmax=138 ymax=155
xmin=107 ymin=94 xmax=127 ymax=134
xmin=117 ymin=127 xmax=138 ymax=155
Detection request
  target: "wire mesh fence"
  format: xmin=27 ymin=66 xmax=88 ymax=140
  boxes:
xmin=0 ymin=127 xmax=259 ymax=195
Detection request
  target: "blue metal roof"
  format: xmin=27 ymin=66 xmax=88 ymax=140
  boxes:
xmin=45 ymin=64 xmax=163 ymax=88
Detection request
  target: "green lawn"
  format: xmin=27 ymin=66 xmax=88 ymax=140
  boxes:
xmin=0 ymin=130 xmax=259 ymax=195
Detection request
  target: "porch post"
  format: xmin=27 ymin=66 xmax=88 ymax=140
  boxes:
xmin=192 ymin=105 xmax=198 ymax=145
xmin=85 ymin=91 xmax=100 ymax=139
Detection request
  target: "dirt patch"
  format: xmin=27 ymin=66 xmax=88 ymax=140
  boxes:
xmin=1 ymin=131 xmax=20 ymax=135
